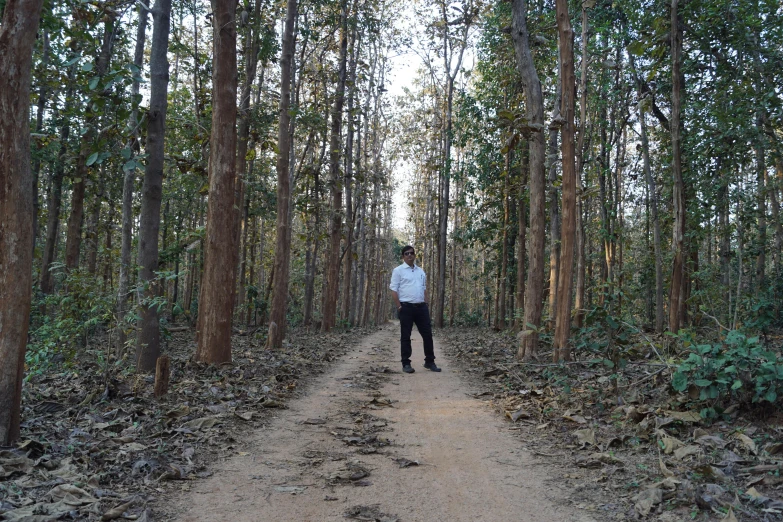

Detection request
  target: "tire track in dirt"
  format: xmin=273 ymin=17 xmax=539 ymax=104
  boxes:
xmin=169 ymin=324 xmax=596 ymax=521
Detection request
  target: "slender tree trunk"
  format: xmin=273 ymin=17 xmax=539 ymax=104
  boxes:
xmin=0 ymin=0 xmax=45 ymax=446
xmin=631 ymin=56 xmax=664 ymax=333
xmin=267 ymin=0 xmax=297 ymax=348
xmin=512 ymin=0 xmax=546 ymax=360
xmin=573 ymin=3 xmax=589 ymax=329
xmin=85 ymin=185 xmax=103 ymax=274
xmin=552 ymin=0 xmax=576 ymax=362
xmin=136 ymin=0 xmax=172 ymax=372
xmin=40 ymin=98 xmax=71 ymax=294
xmin=235 ymin=0 xmax=263 ymax=315
xmin=546 ymin=80 xmax=562 ymax=331
xmin=755 ymin=115 xmax=767 ymax=293
xmin=322 ymin=0 xmax=349 ymax=332
xmin=31 ymin=30 xmax=49 ymax=256
xmin=668 ymin=0 xmax=686 ymax=333
xmin=499 ymin=147 xmax=511 ymax=329
xmin=196 ymin=0 xmax=240 ymax=362
xmin=514 ymin=154 xmax=528 ymax=331
xmin=116 ymin=0 xmax=149 ymax=354
xmin=65 ymin=16 xmax=117 ymax=270
xmin=341 ymin=25 xmax=359 ymax=323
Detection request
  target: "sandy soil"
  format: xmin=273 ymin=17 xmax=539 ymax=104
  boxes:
xmin=168 ymin=324 xmax=596 ymax=522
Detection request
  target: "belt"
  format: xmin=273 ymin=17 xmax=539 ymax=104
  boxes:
xmin=400 ymin=302 xmax=426 ymax=307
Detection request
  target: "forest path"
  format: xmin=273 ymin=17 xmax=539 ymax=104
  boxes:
xmin=169 ymin=324 xmax=595 ymax=522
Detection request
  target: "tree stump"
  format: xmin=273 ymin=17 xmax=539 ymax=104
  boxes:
xmin=154 ymin=355 xmax=170 ymax=398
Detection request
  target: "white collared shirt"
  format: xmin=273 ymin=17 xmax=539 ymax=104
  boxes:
xmin=389 ymin=262 xmax=426 ymax=303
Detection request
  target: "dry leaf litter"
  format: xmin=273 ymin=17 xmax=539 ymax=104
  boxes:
xmin=0 ymin=327 xmax=376 ymax=521
xmin=440 ymin=328 xmax=783 ymax=521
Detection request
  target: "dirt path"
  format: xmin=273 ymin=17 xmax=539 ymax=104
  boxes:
xmin=169 ymin=325 xmax=596 ymax=522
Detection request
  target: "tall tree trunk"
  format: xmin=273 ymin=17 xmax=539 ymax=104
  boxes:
xmin=31 ymin=29 xmax=49 ymax=256
xmin=546 ymin=79 xmax=562 ymax=331
xmin=755 ymin=115 xmax=767 ymax=293
xmin=65 ymin=16 xmax=117 ymax=270
xmin=499 ymin=146 xmax=511 ymax=329
xmin=136 ymin=0 xmax=172 ymax=372
xmin=195 ymin=0 xmax=240 ymax=362
xmin=40 ymin=97 xmax=72 ymax=294
xmin=116 ymin=0 xmax=149 ymax=354
xmin=553 ymin=0 xmax=576 ymax=362
xmin=512 ymin=0 xmax=547 ymax=360
xmin=85 ymin=184 xmax=103 ymax=274
xmin=514 ymin=153 xmax=528 ymax=331
xmin=631 ymin=56 xmax=664 ymax=333
xmin=322 ymin=0 xmax=349 ymax=332
xmin=267 ymin=0 xmax=297 ymax=349
xmin=235 ymin=0 xmax=263 ymax=315
xmin=341 ymin=25 xmax=359 ymax=323
xmin=0 ymin=0 xmax=45 ymax=446
xmin=668 ymin=0 xmax=686 ymax=333
xmin=573 ymin=3 xmax=589 ymax=329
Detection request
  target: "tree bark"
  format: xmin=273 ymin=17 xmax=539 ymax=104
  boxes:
xmin=552 ymin=0 xmax=577 ymax=362
xmin=235 ymin=0 xmax=263 ymax=316
xmin=136 ymin=0 xmax=172 ymax=372
xmin=0 ymin=0 xmax=45 ymax=446
xmin=341 ymin=23 xmax=359 ymax=323
xmin=195 ymin=0 xmax=240 ymax=363
xmin=64 ymin=16 xmax=117 ymax=270
xmin=267 ymin=0 xmax=298 ymax=349
xmin=514 ymin=153 xmax=528 ymax=331
xmin=31 ymin=30 xmax=49 ymax=256
xmin=322 ymin=0 xmax=349 ymax=332
xmin=668 ymin=0 xmax=686 ymax=333
xmin=631 ymin=56 xmax=664 ymax=333
xmin=573 ymin=2 xmax=590 ymax=329
xmin=40 ymin=94 xmax=72 ymax=295
xmin=511 ymin=0 xmax=547 ymax=360
xmin=546 ymin=79 xmax=562 ymax=331
xmin=116 ymin=0 xmax=149 ymax=354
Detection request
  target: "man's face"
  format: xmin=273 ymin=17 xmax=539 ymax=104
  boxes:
xmin=402 ymin=249 xmax=415 ymax=266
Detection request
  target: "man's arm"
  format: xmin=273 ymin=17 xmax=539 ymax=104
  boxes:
xmin=391 ymin=290 xmax=402 ymax=312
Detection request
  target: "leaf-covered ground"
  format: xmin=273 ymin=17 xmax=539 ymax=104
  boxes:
xmin=0 ymin=328 xmax=371 ymax=521
xmin=439 ymin=328 xmax=783 ymax=522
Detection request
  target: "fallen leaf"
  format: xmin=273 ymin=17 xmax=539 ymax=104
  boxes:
xmin=659 ymin=458 xmax=674 ymax=477
xmin=660 ymin=435 xmax=684 ymax=455
xmin=507 ymin=407 xmax=531 ymax=422
xmin=573 ymin=429 xmax=596 ymax=448
xmin=234 ymin=411 xmax=253 ymax=421
xmin=633 ymin=487 xmax=662 ymax=516
xmin=101 ymin=501 xmax=132 ymax=521
xmin=393 ymin=458 xmax=419 ymax=468
xmin=274 ymin=485 xmax=307 ymax=494
xmin=120 ymin=442 xmax=146 ymax=452
xmin=724 ymin=507 xmax=738 ymax=522
xmin=734 ymin=433 xmax=758 ymax=454
xmin=563 ymin=414 xmax=587 ymax=424
xmin=673 ymin=444 xmax=700 ymax=460
xmin=661 ymin=410 xmax=702 ymax=423
xmin=182 ymin=416 xmax=221 ymax=430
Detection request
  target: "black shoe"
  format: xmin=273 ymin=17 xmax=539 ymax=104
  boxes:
xmin=402 ymin=365 xmax=415 ymax=374
xmin=423 ymin=363 xmax=442 ymax=372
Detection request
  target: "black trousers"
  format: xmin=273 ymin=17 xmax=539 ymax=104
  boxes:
xmin=398 ymin=303 xmax=435 ymax=366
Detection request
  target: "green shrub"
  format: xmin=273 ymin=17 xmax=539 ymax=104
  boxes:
xmin=671 ymin=331 xmax=783 ymax=409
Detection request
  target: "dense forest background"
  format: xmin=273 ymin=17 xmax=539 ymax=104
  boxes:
xmin=2 ymin=0 xmax=783 ymax=445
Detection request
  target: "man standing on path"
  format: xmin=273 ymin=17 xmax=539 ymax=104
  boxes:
xmin=389 ymin=245 xmax=441 ymax=374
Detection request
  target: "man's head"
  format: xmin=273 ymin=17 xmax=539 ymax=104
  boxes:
xmin=401 ymin=245 xmax=416 ymax=266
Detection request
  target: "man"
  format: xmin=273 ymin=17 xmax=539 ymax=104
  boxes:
xmin=389 ymin=245 xmax=441 ymax=373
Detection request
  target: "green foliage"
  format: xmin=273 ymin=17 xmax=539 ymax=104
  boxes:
xmin=27 ymin=267 xmax=114 ymax=376
xmin=671 ymin=331 xmax=783 ymax=408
